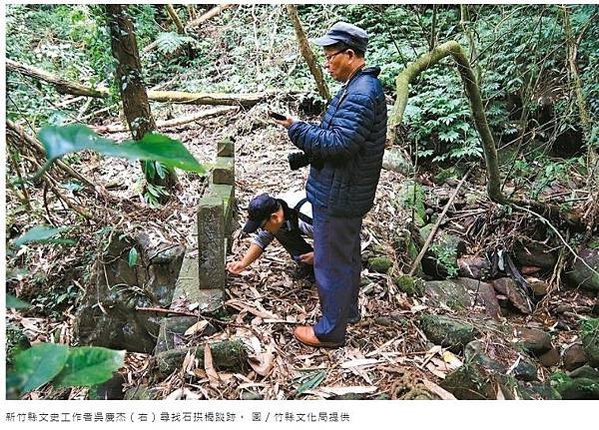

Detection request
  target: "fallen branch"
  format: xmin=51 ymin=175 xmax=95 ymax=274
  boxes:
xmin=186 ymin=4 xmax=233 ymax=29
xmin=408 ymin=167 xmax=471 ymax=276
xmin=7 ymin=59 xmax=278 ymax=107
xmin=93 ymin=106 xmax=239 ymax=133
xmin=7 ymin=119 xmax=98 ymax=189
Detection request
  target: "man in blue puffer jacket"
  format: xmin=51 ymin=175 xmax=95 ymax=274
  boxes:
xmin=274 ymin=22 xmax=387 ymax=348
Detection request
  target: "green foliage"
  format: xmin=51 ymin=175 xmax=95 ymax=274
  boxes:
xmin=6 ymin=294 xmax=29 ymax=309
xmin=8 ymin=343 xmax=125 ymax=396
xmin=155 ymin=32 xmax=196 ymax=56
xmin=38 ymin=124 xmax=205 ymax=174
xmin=11 ymin=225 xmax=74 ymax=249
xmin=128 ymin=247 xmax=139 ymax=267
xmin=430 ymin=242 xmax=460 ymax=278
xmin=11 ymin=343 xmax=70 ymax=393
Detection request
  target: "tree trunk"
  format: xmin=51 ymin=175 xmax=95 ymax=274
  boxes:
xmin=165 ymin=4 xmax=186 ymax=34
xmin=286 ymin=5 xmax=330 ymax=101
xmin=105 ymin=4 xmax=177 ymax=191
xmin=389 ymin=40 xmax=505 ymax=204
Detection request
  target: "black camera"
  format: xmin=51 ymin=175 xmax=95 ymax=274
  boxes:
xmin=288 ymin=152 xmax=323 ymax=170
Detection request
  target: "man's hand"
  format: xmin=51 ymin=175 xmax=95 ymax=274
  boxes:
xmin=227 ymin=261 xmax=247 ymax=275
xmin=273 ymin=116 xmax=295 ymax=129
xmin=298 ymin=252 xmax=314 ymax=265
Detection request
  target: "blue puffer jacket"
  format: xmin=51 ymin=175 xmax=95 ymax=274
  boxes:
xmin=288 ymin=67 xmax=387 ymax=218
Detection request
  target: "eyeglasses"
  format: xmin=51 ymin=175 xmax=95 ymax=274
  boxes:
xmin=323 ymin=48 xmax=348 ymax=64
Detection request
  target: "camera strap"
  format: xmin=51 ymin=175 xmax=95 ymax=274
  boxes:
xmin=294 ymin=198 xmax=313 ymax=225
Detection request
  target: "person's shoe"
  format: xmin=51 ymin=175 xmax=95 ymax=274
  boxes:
xmin=293 ymin=326 xmax=344 ymax=348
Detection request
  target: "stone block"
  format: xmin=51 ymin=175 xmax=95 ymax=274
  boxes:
xmin=217 ymin=137 xmax=235 ymax=158
xmin=212 ymin=157 xmax=234 ymax=185
xmin=197 ymin=195 xmax=225 ymax=290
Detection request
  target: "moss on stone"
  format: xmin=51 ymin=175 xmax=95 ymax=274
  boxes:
xmin=367 ymin=256 xmax=393 ymax=273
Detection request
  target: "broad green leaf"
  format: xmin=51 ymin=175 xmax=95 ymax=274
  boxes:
xmin=128 ymin=247 xmax=139 ymax=267
xmin=12 ymin=225 xmax=70 ymax=248
xmin=53 ymin=346 xmax=125 ymax=387
xmin=38 ymin=124 xmax=205 ymax=174
xmin=7 ymin=294 xmax=29 ymax=309
xmin=13 ymin=343 xmax=70 ymax=393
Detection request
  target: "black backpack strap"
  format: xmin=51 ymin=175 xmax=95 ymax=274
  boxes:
xmin=294 ymin=198 xmax=312 ymax=225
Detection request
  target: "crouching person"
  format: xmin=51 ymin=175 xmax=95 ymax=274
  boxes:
xmin=227 ymin=191 xmax=314 ymax=278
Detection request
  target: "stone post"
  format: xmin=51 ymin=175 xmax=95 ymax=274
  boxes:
xmin=197 ymin=195 xmax=225 ymax=290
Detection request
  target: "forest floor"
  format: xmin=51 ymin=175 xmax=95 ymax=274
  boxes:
xmin=7 ymin=99 xmax=598 ymax=400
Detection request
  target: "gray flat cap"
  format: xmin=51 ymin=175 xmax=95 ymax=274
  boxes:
xmin=311 ymin=21 xmax=368 ymax=52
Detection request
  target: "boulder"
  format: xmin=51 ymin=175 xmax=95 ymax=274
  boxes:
xmin=552 ymin=370 xmax=599 ymax=400
xmin=538 ymin=347 xmax=560 ymax=367
xmin=393 ymin=274 xmax=424 ymax=297
xmin=581 ymin=318 xmax=599 ymax=367
xmin=382 ymin=148 xmax=413 ymax=176
xmin=515 ymin=381 xmax=562 ymax=400
xmin=420 ymin=314 xmax=477 ymax=352
xmin=514 ymin=327 xmax=553 ymax=356
xmin=457 ymin=256 xmax=490 ymax=280
xmin=492 ymin=278 xmax=532 ymax=314
xmin=456 ymin=278 xmax=501 ymax=318
xmin=464 ymin=340 xmax=538 ymax=382
xmin=74 ymin=233 xmax=185 ymax=353
xmin=565 ymin=246 xmax=599 ymax=292
xmin=367 ymin=256 xmax=393 ymax=274
xmin=514 ymin=241 xmax=558 ymax=269
xmin=562 ymin=343 xmax=588 ymax=371
xmin=527 ymin=277 xmax=550 ymax=296
xmin=424 ymin=280 xmax=472 ymax=311
xmin=440 ymin=363 xmax=498 ymax=400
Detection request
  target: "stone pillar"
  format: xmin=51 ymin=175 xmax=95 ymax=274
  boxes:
xmin=197 ymin=195 xmax=225 ymax=290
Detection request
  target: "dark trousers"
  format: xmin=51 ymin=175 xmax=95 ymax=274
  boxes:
xmin=312 ymin=205 xmax=362 ymax=343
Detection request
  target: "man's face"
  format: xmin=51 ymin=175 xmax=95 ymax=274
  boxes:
xmin=323 ymin=46 xmax=352 ymax=82
xmin=262 ymin=207 xmax=285 ymax=234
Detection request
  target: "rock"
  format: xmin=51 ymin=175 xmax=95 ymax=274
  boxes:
xmin=552 ymin=373 xmax=599 ymax=400
xmin=464 ymin=340 xmax=538 ymax=382
xmin=155 ymin=339 xmax=247 ymax=377
xmin=382 ymin=148 xmax=413 ymax=176
xmin=424 ymin=280 xmax=472 ymax=311
xmin=514 ymin=241 xmax=558 ymax=269
xmin=393 ymin=274 xmax=424 ymax=297
xmin=515 ymin=327 xmax=553 ymax=356
xmin=527 ymin=277 xmax=550 ymax=296
xmin=456 ymin=278 xmax=501 ymax=318
xmin=516 ymin=381 xmax=562 ymax=400
xmin=562 ymin=343 xmax=588 ymax=371
xmin=492 ymin=278 xmax=532 ymax=314
xmin=367 ymin=257 xmax=393 ymax=273
xmin=581 ymin=318 xmax=599 ymax=367
xmin=440 ymin=363 xmax=498 ymax=400
xmin=539 ymin=347 xmax=560 ymax=367
xmin=457 ymin=256 xmax=490 ymax=280
xmin=568 ymin=365 xmax=599 ymax=380
xmin=420 ymin=314 xmax=477 ymax=352
xmin=74 ymin=233 xmax=185 ymax=353
xmin=565 ymin=247 xmax=599 ymax=291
